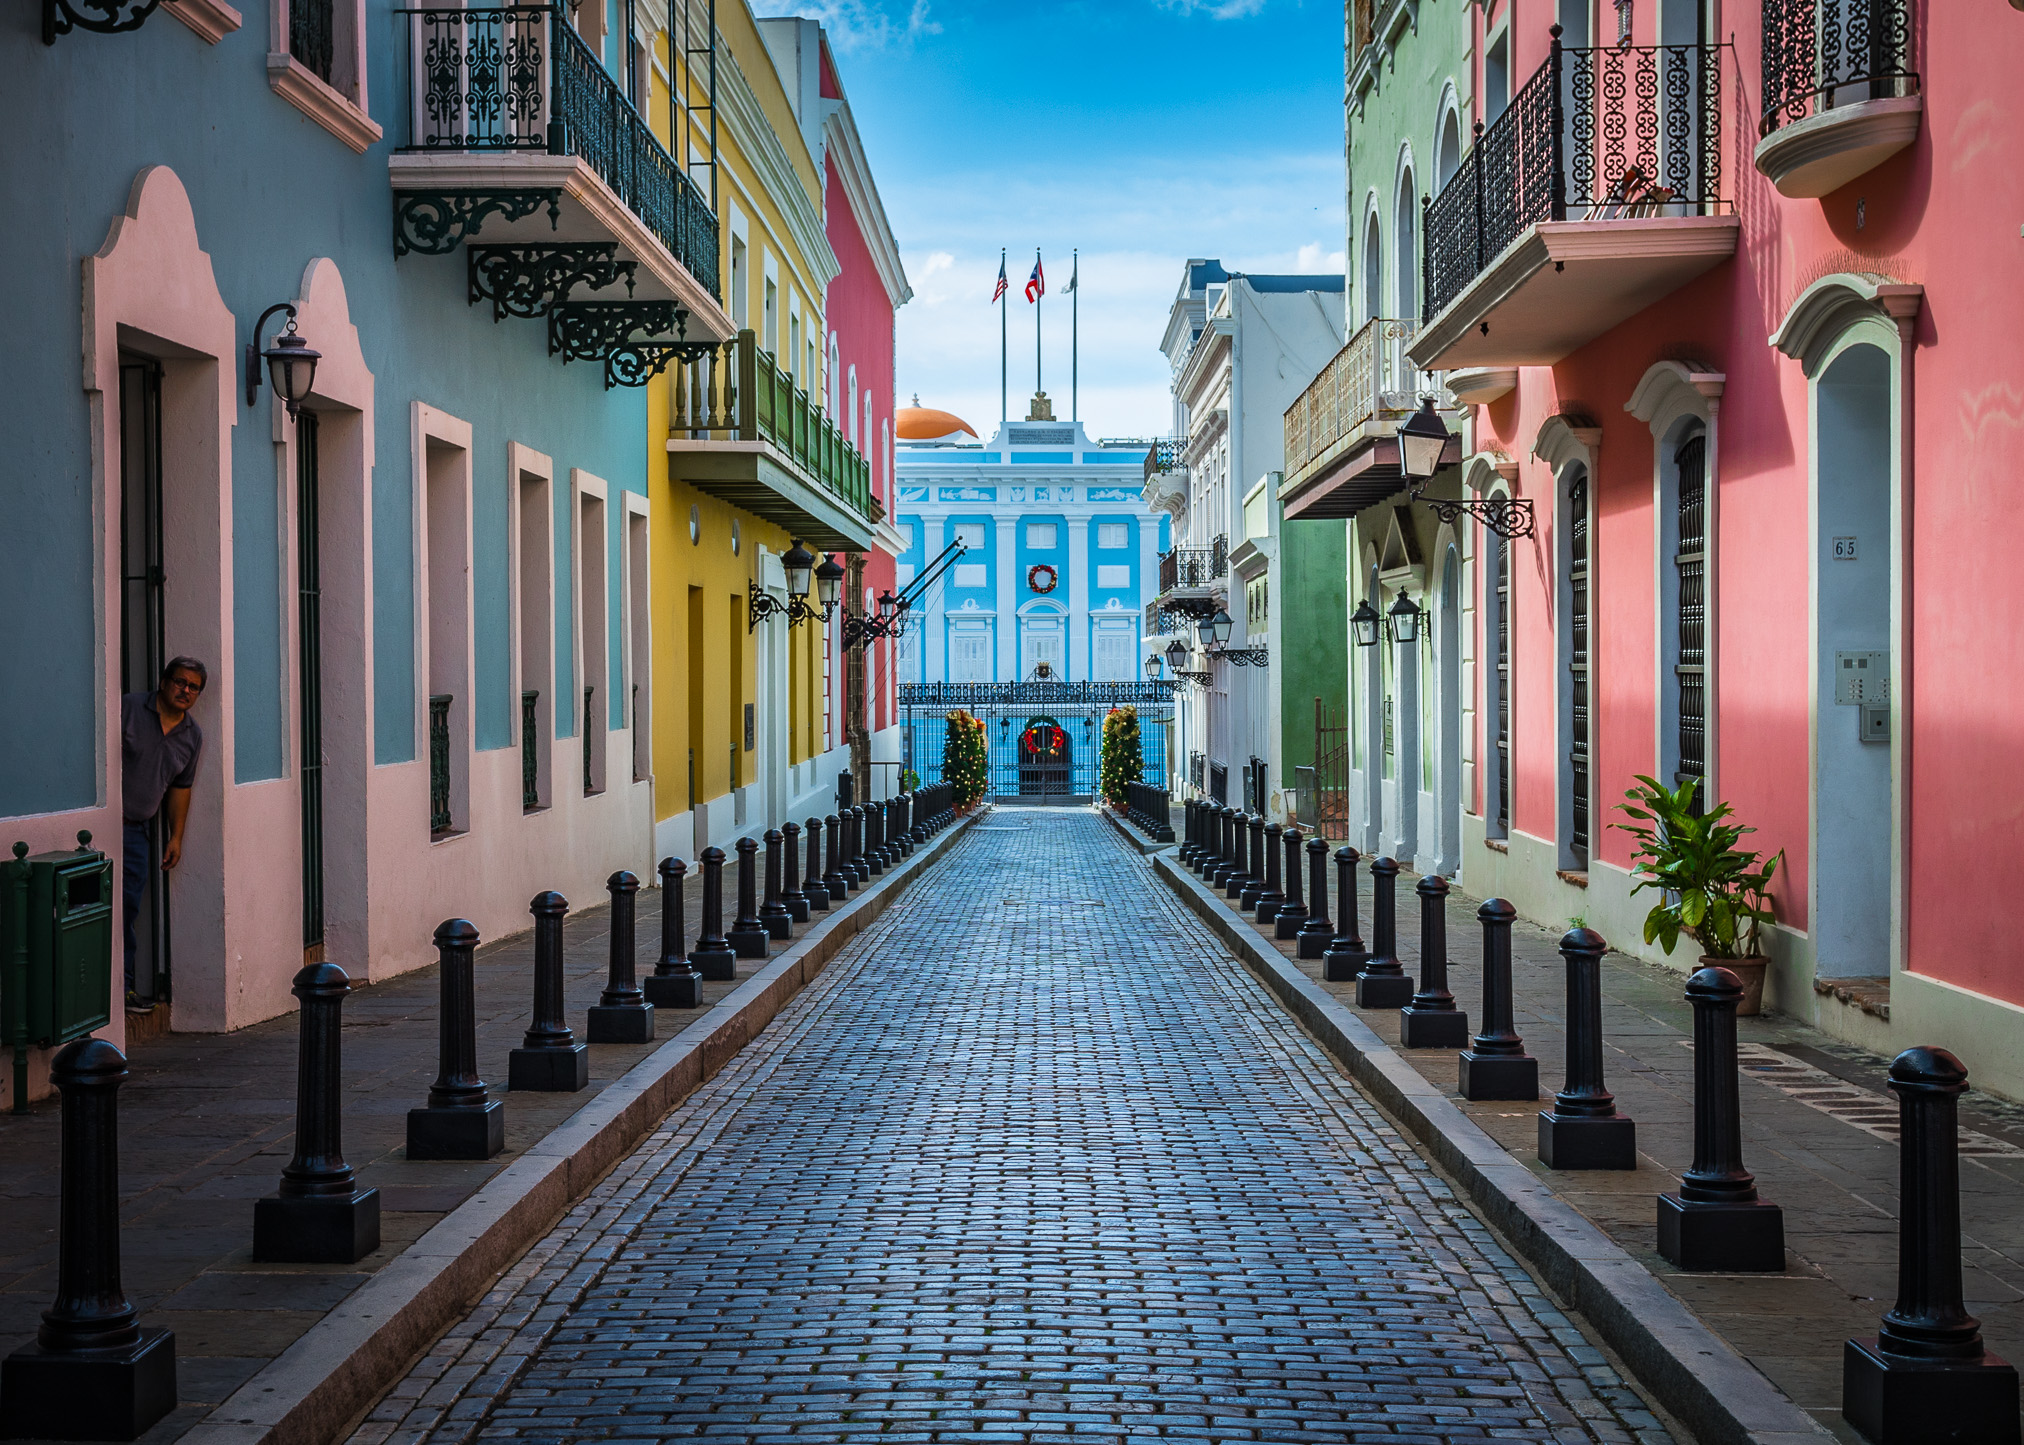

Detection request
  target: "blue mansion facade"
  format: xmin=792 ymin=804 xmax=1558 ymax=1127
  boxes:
xmin=893 ymin=407 xmax=1171 ymax=685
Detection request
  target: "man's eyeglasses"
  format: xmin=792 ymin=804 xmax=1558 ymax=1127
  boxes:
xmin=164 ymin=676 xmax=205 ymax=695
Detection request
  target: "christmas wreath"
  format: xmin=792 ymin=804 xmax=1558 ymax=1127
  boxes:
xmin=1027 ymin=563 xmax=1058 ymax=594
xmin=1020 ymin=723 xmax=1068 ymax=760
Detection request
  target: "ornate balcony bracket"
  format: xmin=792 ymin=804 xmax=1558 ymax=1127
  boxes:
xmin=394 ymin=189 xmax=561 ymax=257
xmin=1214 ymin=648 xmax=1271 ymax=668
xmin=43 ymin=0 xmax=164 ymax=43
xmin=547 ymin=301 xmax=710 ymax=388
xmin=1415 ymin=486 xmax=1537 ymax=540
xmin=467 ymin=245 xmax=637 ymax=321
xmin=1174 ymin=670 xmax=1214 ymax=687
xmin=747 ymin=581 xmax=833 ymax=633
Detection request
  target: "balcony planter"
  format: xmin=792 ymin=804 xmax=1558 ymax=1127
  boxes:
xmin=1753 ymin=95 xmax=1922 ymax=199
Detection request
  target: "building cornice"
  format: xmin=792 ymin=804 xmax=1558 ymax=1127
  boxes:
xmin=717 ymin=35 xmax=840 ymax=291
xmin=822 ymin=103 xmax=911 ymax=310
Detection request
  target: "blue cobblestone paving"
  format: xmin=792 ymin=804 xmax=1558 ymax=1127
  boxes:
xmin=350 ymin=810 xmax=1677 ymax=1445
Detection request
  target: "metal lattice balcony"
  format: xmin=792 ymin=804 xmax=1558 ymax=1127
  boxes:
xmin=1755 ymin=0 xmax=1919 ymax=197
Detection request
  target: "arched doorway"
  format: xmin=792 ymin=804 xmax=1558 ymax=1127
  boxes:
xmin=1018 ymin=715 xmax=1072 ymax=799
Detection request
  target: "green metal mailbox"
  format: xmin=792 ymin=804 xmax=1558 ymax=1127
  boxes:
xmin=3 ymin=832 xmax=115 ymax=1113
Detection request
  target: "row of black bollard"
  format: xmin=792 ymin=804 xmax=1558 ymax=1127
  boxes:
xmin=1123 ymin=781 xmax=1175 ymax=842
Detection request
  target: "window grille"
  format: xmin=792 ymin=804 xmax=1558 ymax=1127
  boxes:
xmin=1495 ymin=533 xmax=1511 ymax=835
xmin=1568 ymin=471 xmax=1591 ymax=866
xmin=1674 ymin=434 xmax=1707 ymax=802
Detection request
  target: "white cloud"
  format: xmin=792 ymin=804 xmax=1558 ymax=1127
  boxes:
xmin=1156 ymin=0 xmax=1268 ymax=16
xmin=758 ymin=0 xmax=936 ymax=51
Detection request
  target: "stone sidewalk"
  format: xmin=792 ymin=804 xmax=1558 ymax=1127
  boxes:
xmin=1139 ymin=810 xmax=2024 ymax=1443
xmin=0 ymin=824 xmax=959 ymax=1445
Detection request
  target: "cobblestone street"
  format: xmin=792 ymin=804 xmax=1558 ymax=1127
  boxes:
xmin=354 ymin=810 xmax=1675 ymax=1445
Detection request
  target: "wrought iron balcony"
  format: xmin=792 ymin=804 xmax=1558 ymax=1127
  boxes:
xmin=1283 ymin=318 xmax=1438 ymax=485
xmin=1157 ymin=536 xmax=1228 ymax=598
xmin=667 ymin=330 xmax=881 ymax=550
xmin=1412 ymin=28 xmax=1735 ymax=370
xmin=1142 ymin=437 xmax=1184 ymax=488
xmin=394 ymin=6 xmax=720 ymax=304
xmin=1756 ymin=0 xmax=1919 ymax=197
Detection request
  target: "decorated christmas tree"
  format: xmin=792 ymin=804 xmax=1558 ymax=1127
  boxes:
xmin=1099 ymin=705 xmax=1142 ymax=807
xmin=944 ymin=709 xmax=988 ymax=809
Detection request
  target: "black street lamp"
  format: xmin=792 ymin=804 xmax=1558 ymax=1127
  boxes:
xmin=1143 ymin=653 xmax=1162 ymax=681
xmin=1389 ymin=592 xmax=1422 ymax=645
xmin=782 ymin=539 xmax=816 ymax=601
xmin=1165 ymin=639 xmax=1187 ymax=673
xmin=1351 ymin=599 xmax=1382 ymax=648
xmin=1397 ymin=397 xmax=1450 ymax=484
xmin=814 ymin=553 xmax=845 ymax=614
xmin=1205 ymin=609 xmax=1234 ymax=649
xmin=246 ymin=303 xmax=321 ymax=420
xmin=1400 ymin=395 xmax=1537 ymax=540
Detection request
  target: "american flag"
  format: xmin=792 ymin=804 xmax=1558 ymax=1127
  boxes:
xmin=990 ymin=257 xmax=1007 ymax=303
xmin=1025 ymin=257 xmax=1045 ymax=302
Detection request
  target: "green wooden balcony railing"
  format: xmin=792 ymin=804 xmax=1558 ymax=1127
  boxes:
xmin=669 ymin=329 xmax=881 ymax=524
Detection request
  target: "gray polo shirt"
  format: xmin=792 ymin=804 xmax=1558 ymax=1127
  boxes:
xmin=122 ymin=692 xmax=204 ymax=824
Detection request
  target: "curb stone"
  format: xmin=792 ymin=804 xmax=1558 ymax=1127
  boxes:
xmin=177 ymin=806 xmax=987 ymax=1445
xmin=1150 ymin=848 xmax=1832 ymax=1445
xmin=1096 ymin=802 xmax=1170 ymax=855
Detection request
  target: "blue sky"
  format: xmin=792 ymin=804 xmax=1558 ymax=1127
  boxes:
xmin=765 ymin=0 xmax=1349 ymax=439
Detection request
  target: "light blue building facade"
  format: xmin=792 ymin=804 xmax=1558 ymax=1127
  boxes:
xmin=894 ymin=416 xmax=1171 ymax=685
xmin=3 ymin=0 xmax=729 ymax=1071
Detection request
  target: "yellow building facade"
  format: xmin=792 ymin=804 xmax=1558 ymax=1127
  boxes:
xmin=641 ymin=0 xmax=883 ymax=854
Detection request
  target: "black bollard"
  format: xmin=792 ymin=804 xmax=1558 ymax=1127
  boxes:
xmin=805 ymin=817 xmax=831 ymax=911
xmin=688 ymin=846 xmax=738 ymax=980
xmin=864 ymin=802 xmax=886 ymax=875
xmin=1249 ymin=821 xmax=1282 ymax=916
xmin=824 ymin=814 xmax=850 ymax=897
xmin=1844 ymin=1047 xmax=2020 ymax=1443
xmin=1201 ymin=804 xmax=1221 ymax=879
xmin=1458 ymin=899 xmax=1539 ymax=1100
xmin=1275 ymin=826 xmax=1306 ymax=939
xmin=1322 ymin=847 xmax=1368 ymax=981
xmin=0 ymin=1040 xmax=177 ymax=1442
xmin=409 ymin=919 xmax=507 ymax=1157
xmin=728 ymin=836 xmax=770 ymax=957
xmin=1657 ymin=966 xmax=1783 ymax=1271
xmin=1215 ymin=805 xmax=1235 ymax=880
xmin=781 ymin=822 xmax=810 ymax=923
xmin=760 ymin=828 xmax=793 ymax=938
xmin=1241 ymin=815 xmax=1269 ymax=907
xmin=1223 ymin=812 xmax=1249 ymax=897
xmin=1399 ymin=875 xmax=1470 ymax=1049
xmin=1298 ymin=836 xmax=1333 ymax=958
xmin=849 ymin=805 xmax=870 ymax=883
xmin=1538 ymin=927 xmax=1636 ymax=1169
xmin=509 ymin=893 xmax=591 ymax=1089
xmin=1153 ymin=787 xmax=1174 ymax=843
xmin=911 ymin=792 xmax=929 ymax=845
xmin=1180 ymin=799 xmax=1198 ymax=866
xmin=254 ymin=963 xmax=381 ymax=1262
xmin=644 ymin=857 xmax=701 ymax=1008
xmin=1354 ymin=857 xmax=1414 ymax=1009
xmin=588 ymin=871 xmax=655 ymax=1043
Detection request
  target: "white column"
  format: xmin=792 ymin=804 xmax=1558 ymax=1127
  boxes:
xmin=920 ymin=514 xmax=945 ymax=683
xmin=1067 ymin=500 xmax=1090 ymax=679
xmin=996 ymin=511 xmax=1017 ymax=680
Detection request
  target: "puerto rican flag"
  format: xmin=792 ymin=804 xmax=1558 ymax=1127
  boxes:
xmin=1025 ymin=256 xmax=1045 ymax=302
xmin=990 ymin=257 xmax=1007 ymax=303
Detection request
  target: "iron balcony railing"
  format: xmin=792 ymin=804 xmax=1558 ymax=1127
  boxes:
xmin=1158 ymin=535 xmax=1228 ymax=594
xmin=1283 ymin=317 xmax=1439 ymax=479
xmin=1760 ymin=0 xmax=1916 ymax=137
xmin=428 ymin=694 xmax=452 ymax=834
xmin=398 ymin=6 xmax=719 ymax=297
xmin=1424 ymin=28 xmax=1725 ymax=319
xmin=669 ymin=329 xmax=879 ymax=522
xmin=1142 ymin=437 xmax=1184 ymax=488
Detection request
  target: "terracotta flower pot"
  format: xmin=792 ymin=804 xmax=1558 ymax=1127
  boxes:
xmin=1703 ymin=954 xmax=1767 ymax=1016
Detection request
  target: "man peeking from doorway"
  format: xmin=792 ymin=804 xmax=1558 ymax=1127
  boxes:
xmin=122 ymin=657 xmax=206 ymax=1009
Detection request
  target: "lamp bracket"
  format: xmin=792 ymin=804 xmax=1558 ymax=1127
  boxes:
xmin=1413 ymin=485 xmax=1537 ymax=540
xmin=547 ymin=302 xmax=708 ymax=388
xmin=748 ymin=579 xmax=834 ymax=632
xmin=467 ymin=245 xmax=637 ymax=321
xmin=394 ymin=189 xmax=561 ymax=257
xmin=1174 ymin=670 xmax=1214 ymax=687
xmin=1215 ymin=648 xmax=1271 ymax=667
xmin=244 ymin=303 xmax=298 ymax=409
xmin=842 ymin=600 xmax=910 ymax=649
xmin=43 ymin=0 xmax=164 ymax=43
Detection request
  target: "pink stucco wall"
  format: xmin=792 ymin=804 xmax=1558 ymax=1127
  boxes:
xmin=1470 ymin=0 xmax=2024 ymax=1001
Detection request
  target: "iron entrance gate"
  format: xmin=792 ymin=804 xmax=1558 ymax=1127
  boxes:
xmin=901 ymin=682 xmax=1176 ymax=803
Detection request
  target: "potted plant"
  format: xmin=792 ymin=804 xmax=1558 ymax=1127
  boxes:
xmin=1613 ymin=775 xmax=1782 ymax=1015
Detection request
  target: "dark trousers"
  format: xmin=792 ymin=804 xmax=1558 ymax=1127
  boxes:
xmin=123 ymin=820 xmax=150 ymax=993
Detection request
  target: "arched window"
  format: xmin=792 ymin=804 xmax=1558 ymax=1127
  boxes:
xmin=825 ymin=334 xmax=840 ymax=416
xmin=1395 ymin=167 xmax=1417 ymax=320
xmin=1486 ymin=510 xmax=1511 ymax=839
xmin=1436 ymin=105 xmax=1462 ymax=188
xmin=846 ymin=364 xmax=859 ymax=445
xmin=1362 ymin=210 xmax=1383 ymax=326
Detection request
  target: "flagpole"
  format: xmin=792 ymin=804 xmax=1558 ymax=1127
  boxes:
xmin=1034 ymin=248 xmax=1043 ymax=401
xmin=1071 ymin=248 xmax=1079 ymax=424
xmin=999 ymin=247 xmax=1007 ymax=429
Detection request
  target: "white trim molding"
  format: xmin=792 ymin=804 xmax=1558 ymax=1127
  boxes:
xmin=165 ymin=0 xmax=241 ymax=41
xmin=1624 ymin=359 xmax=1724 ymax=435
xmin=1770 ymin=273 xmax=1924 ymax=377
xmin=1531 ymin=412 xmax=1602 ymax=473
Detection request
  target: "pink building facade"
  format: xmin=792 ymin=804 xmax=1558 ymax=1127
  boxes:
xmin=1403 ymin=0 xmax=2024 ymax=1092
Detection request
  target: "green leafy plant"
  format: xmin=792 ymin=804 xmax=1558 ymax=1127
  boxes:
xmin=943 ymin=710 xmax=988 ymax=810
xmin=1613 ymin=775 xmax=1781 ymax=959
xmin=1098 ymin=706 xmax=1142 ymax=807
xmin=899 ymin=767 xmax=920 ymax=792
